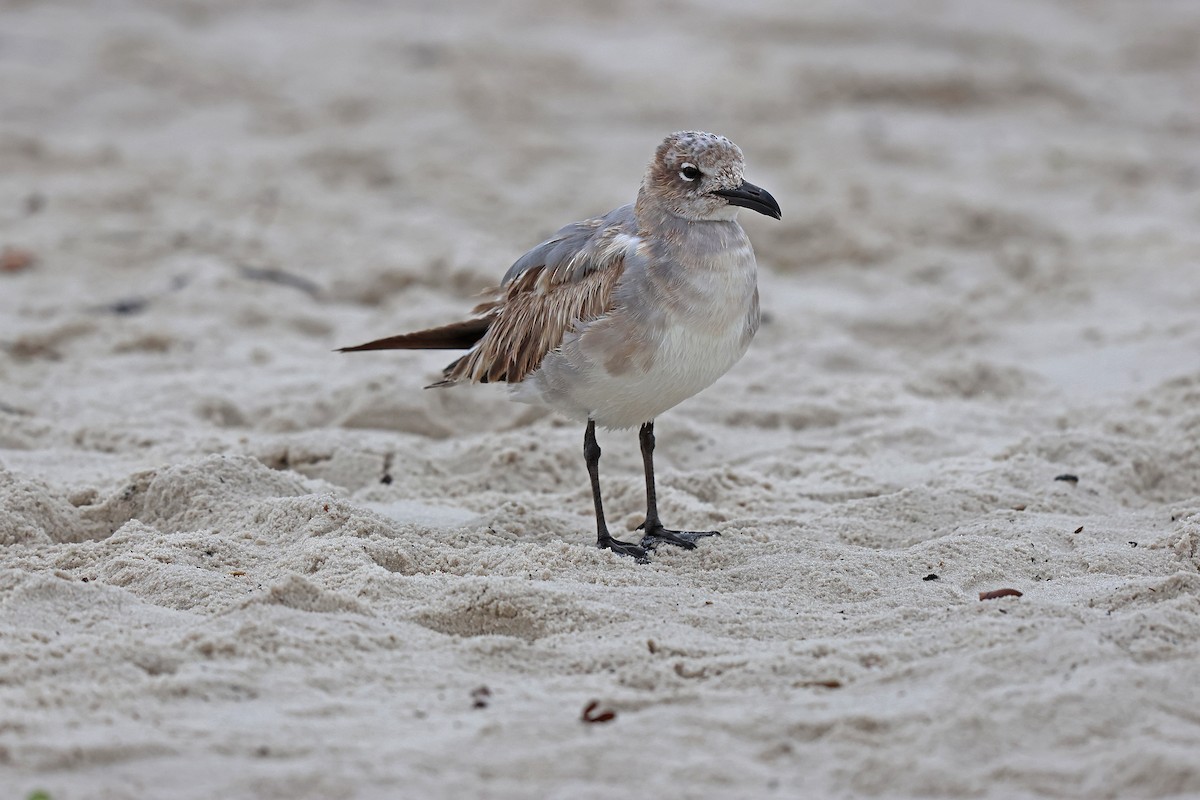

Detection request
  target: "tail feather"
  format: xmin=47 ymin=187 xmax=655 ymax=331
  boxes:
xmin=338 ymin=317 xmax=491 ymax=352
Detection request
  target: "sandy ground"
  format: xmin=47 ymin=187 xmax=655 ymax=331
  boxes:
xmin=3 ymin=0 xmax=1200 ymax=797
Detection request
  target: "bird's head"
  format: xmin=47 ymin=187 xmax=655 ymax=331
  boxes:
xmin=640 ymin=131 xmax=781 ymax=223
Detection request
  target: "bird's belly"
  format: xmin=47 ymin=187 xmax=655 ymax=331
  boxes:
xmin=600 ymin=321 xmax=750 ymax=427
xmin=517 ymin=312 xmax=753 ymax=429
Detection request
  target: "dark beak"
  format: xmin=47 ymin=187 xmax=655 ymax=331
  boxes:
xmin=713 ymin=180 xmax=781 ymax=220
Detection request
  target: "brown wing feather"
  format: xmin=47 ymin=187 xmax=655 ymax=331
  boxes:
xmin=338 ymin=317 xmax=491 ymax=352
xmin=340 ymin=206 xmax=634 ymax=386
xmin=444 ymin=257 xmax=625 ymax=385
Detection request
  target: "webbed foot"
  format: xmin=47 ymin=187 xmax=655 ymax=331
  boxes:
xmin=636 ymin=523 xmax=721 ymax=551
xmin=598 ymin=533 xmax=650 ymax=562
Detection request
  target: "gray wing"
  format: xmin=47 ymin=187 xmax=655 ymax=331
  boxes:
xmin=442 ymin=204 xmax=642 ymax=385
xmin=500 ymin=204 xmax=638 ymax=286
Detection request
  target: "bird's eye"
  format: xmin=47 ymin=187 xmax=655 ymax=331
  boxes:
xmin=679 ymin=164 xmax=702 ymax=182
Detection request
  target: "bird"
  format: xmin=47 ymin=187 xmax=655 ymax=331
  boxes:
xmin=340 ymin=131 xmax=780 ymax=561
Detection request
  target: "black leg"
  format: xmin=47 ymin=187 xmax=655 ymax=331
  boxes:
xmin=639 ymin=421 xmax=662 ymax=531
xmin=585 ymin=420 xmax=647 ymax=561
xmin=636 ymin=420 xmax=720 ymax=551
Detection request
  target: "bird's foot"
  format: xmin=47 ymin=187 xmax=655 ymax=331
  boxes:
xmin=598 ymin=533 xmax=650 ymax=563
xmin=636 ymin=522 xmax=721 ymax=551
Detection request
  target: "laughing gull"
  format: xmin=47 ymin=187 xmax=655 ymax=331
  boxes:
xmin=341 ymin=131 xmax=781 ymax=560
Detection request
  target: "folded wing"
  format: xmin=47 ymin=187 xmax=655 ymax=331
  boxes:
xmin=339 ymin=205 xmax=639 ymax=388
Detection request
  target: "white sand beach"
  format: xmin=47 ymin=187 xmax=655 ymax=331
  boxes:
xmin=2 ymin=1 xmax=1199 ymax=797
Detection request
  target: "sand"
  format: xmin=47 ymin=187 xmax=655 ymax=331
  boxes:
xmin=2 ymin=0 xmax=1200 ymax=797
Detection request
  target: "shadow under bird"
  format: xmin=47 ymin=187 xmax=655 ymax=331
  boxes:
xmin=340 ymin=131 xmax=781 ymax=561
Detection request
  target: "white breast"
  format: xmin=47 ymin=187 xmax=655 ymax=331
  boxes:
xmin=514 ymin=270 xmax=758 ymax=429
xmin=583 ymin=316 xmax=753 ymax=429
xmin=511 ymin=219 xmax=760 ymax=428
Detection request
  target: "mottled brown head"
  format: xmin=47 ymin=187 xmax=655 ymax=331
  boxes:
xmin=639 ymin=131 xmax=781 ymax=223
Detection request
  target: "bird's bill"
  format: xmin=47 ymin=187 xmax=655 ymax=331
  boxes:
xmin=713 ymin=181 xmax=782 ymax=220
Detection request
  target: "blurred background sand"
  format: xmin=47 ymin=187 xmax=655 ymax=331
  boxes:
xmin=2 ymin=1 xmax=1199 ymax=797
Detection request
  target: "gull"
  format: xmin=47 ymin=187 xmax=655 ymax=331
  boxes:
xmin=340 ymin=131 xmax=780 ymax=560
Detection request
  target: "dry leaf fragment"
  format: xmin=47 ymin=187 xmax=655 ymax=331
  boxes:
xmin=581 ymin=700 xmax=616 ymax=724
xmin=979 ymin=588 xmax=1022 ymax=601
xmin=1 ymin=246 xmax=36 ymax=273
